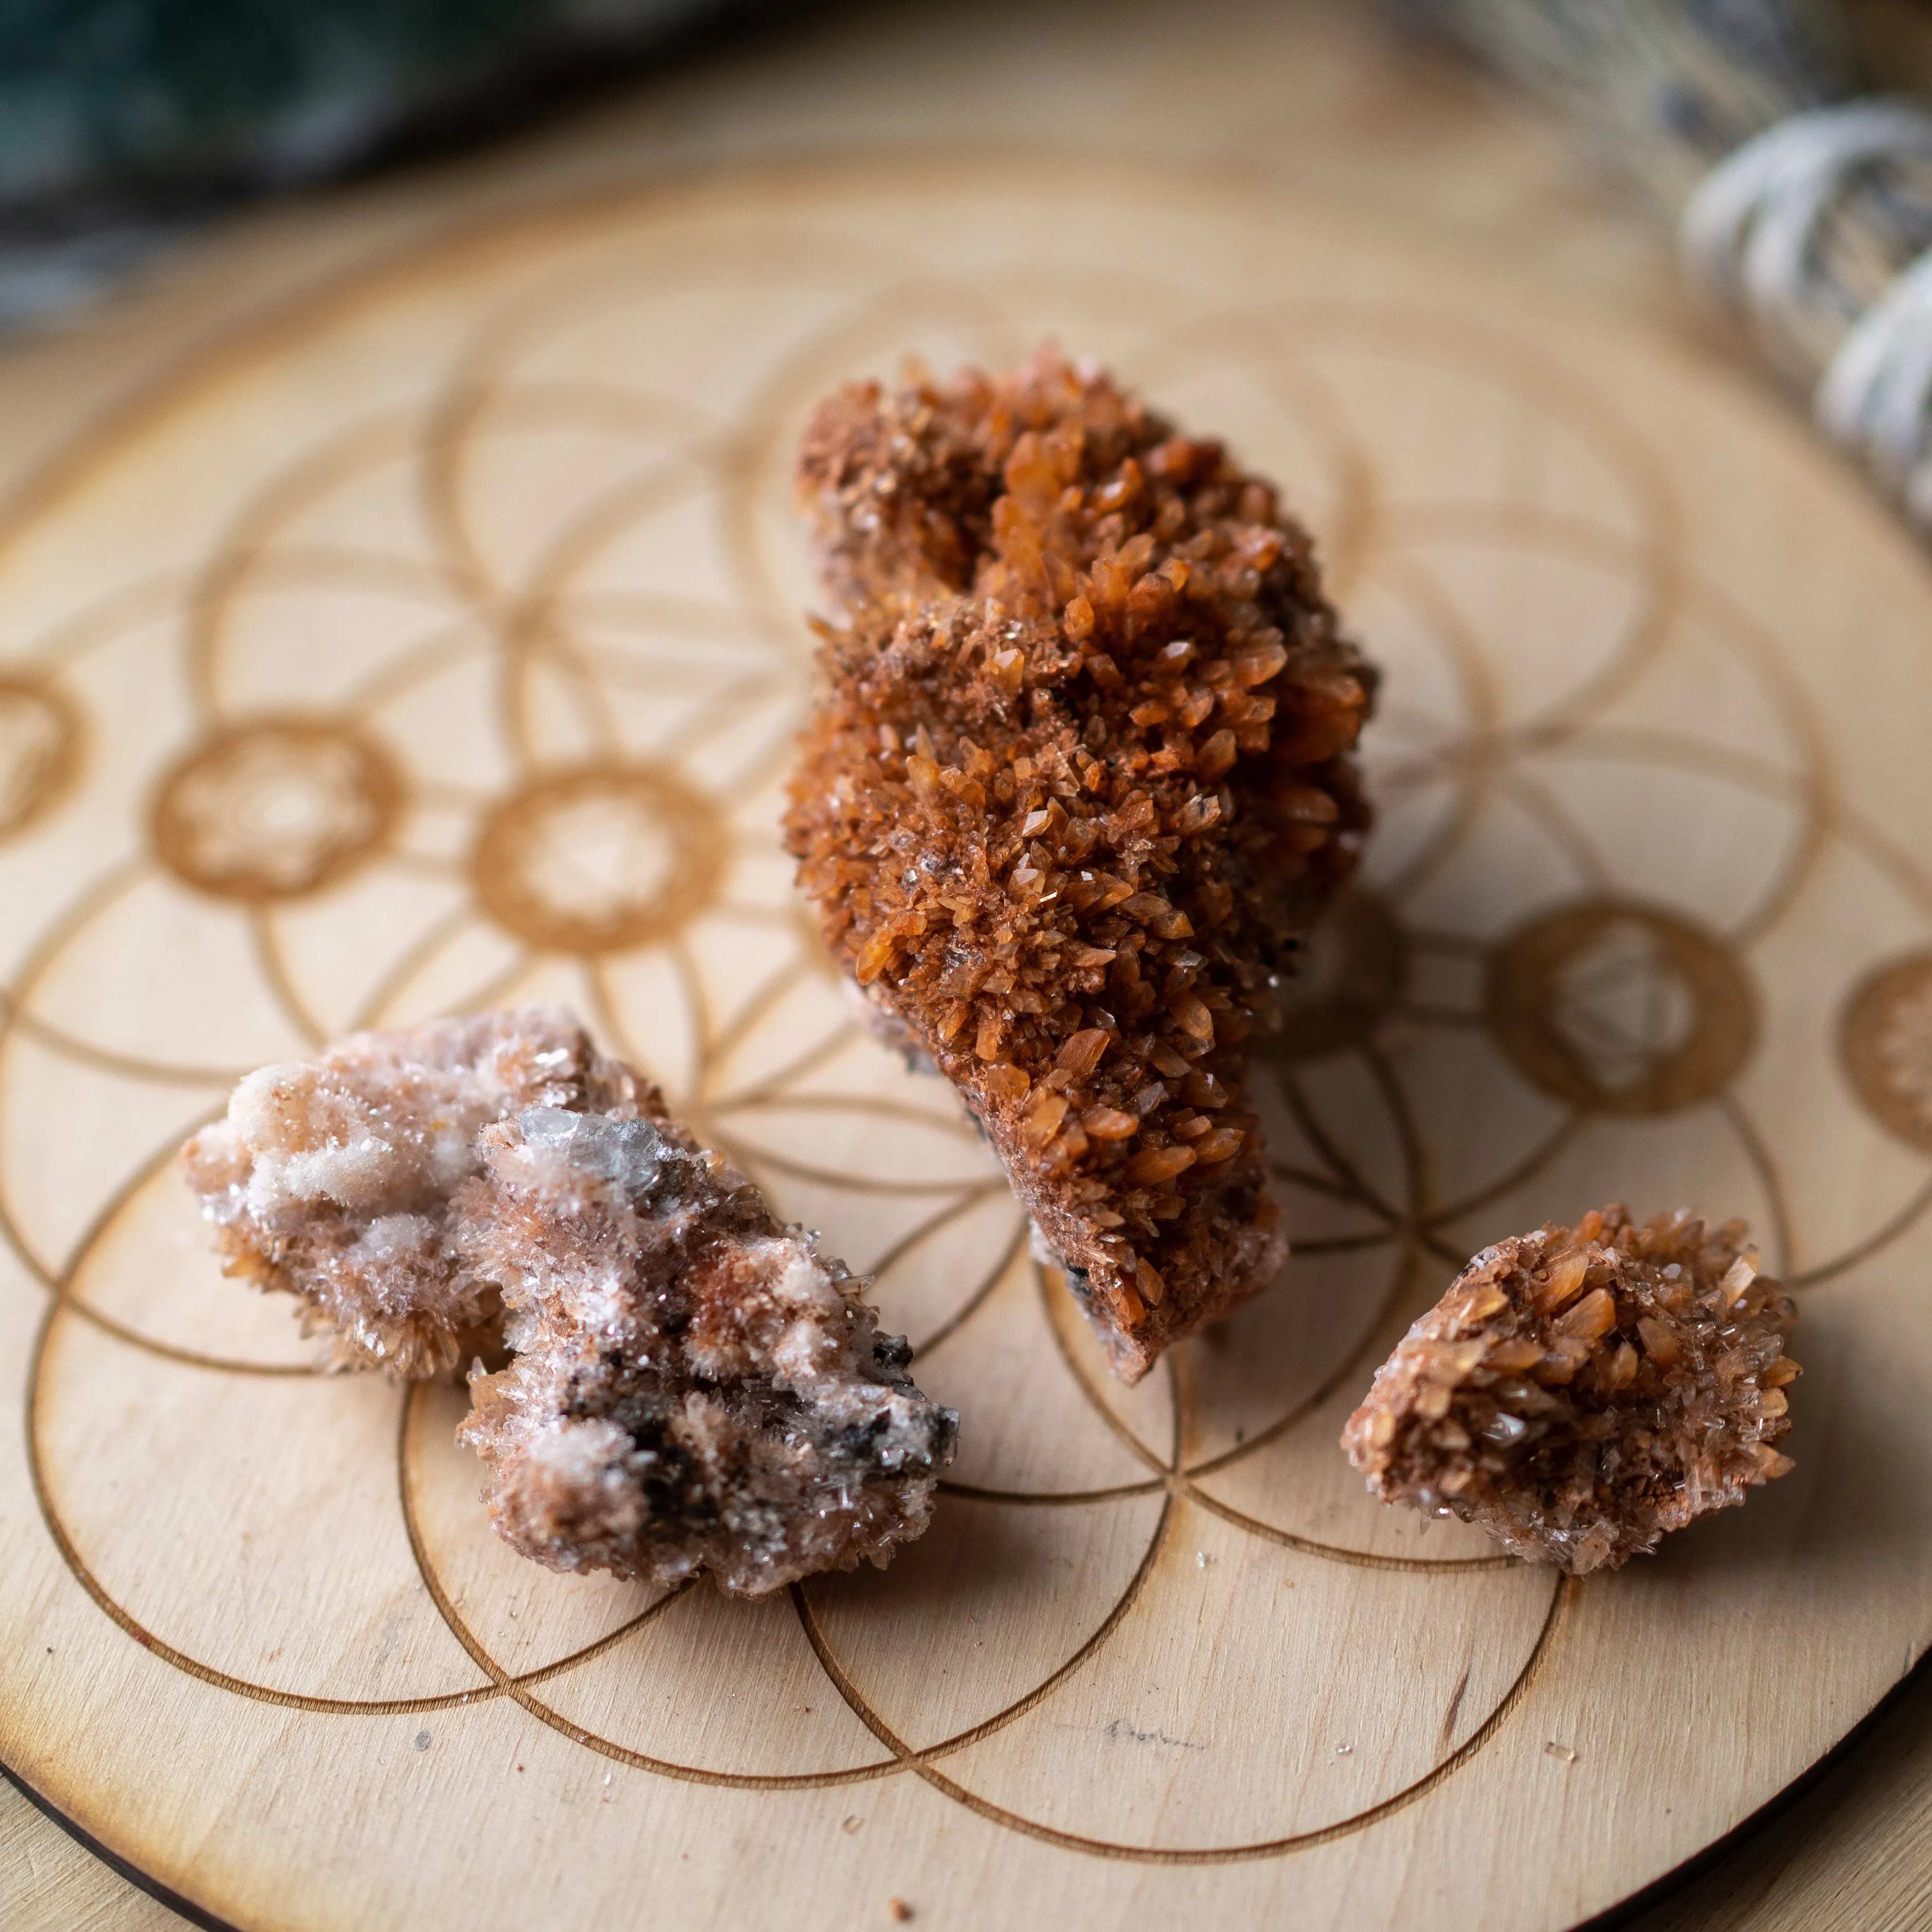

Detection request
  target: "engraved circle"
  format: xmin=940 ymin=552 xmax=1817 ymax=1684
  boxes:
xmin=0 ymin=673 xmax=81 ymax=838
xmin=1840 ymin=952 xmax=1932 ymax=1152
xmin=1485 ymin=901 xmax=1757 ymax=1114
xmin=472 ymin=763 xmax=725 ymax=955
xmin=152 ymin=716 xmax=403 ymax=901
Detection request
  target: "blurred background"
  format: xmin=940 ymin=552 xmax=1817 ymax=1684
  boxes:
xmin=2 ymin=0 xmax=1929 ymax=335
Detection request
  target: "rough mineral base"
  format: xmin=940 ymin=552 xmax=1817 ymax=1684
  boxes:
xmin=453 ymin=1103 xmax=958 ymax=1596
xmin=1341 ymin=1205 xmax=1799 ymax=1573
xmin=786 ymin=349 xmax=1376 ymax=1381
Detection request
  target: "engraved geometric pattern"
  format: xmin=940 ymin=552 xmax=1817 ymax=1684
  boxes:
xmin=2 ymin=157 xmax=1931 ymax=1932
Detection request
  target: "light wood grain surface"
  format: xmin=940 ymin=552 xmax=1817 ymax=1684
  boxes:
xmin=4 ymin=6 xmax=1932 ymax=1930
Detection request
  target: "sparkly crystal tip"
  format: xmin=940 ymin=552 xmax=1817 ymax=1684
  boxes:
xmin=184 ymin=1012 xmax=956 ymax=1595
xmin=180 ymin=1007 xmax=636 ymax=1377
xmin=784 ymin=348 xmax=1377 ymax=1381
xmin=1341 ymin=1205 xmax=1799 ymax=1573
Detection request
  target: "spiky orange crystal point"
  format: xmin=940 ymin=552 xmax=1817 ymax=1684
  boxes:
xmin=1343 ymin=1205 xmax=1799 ymax=1572
xmin=785 ymin=350 xmax=1376 ymax=1380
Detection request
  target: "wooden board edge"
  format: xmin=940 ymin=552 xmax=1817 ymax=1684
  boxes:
xmin=1578 ymin=1649 xmax=1932 ymax=1930
xmin=17 ymin=1645 xmax=1931 ymax=1932
xmin=1 ymin=1752 xmax=233 ymax=1932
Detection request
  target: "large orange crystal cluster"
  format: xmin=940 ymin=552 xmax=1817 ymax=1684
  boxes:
xmin=1341 ymin=1205 xmax=1799 ymax=1573
xmin=786 ymin=351 xmax=1376 ymax=1380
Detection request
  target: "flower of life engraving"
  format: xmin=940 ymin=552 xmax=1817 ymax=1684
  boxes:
xmin=4 ymin=159 xmax=1932 ymax=1912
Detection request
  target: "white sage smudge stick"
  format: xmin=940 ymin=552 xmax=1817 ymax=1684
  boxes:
xmin=1403 ymin=0 xmax=1932 ymax=533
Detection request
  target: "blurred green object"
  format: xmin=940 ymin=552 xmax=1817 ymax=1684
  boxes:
xmin=0 ymin=0 xmax=775 ymax=329
xmin=0 ymin=0 xmax=752 ymax=210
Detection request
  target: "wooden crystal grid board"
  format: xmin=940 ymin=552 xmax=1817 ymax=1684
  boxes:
xmin=1 ymin=153 xmax=1930 ymax=1932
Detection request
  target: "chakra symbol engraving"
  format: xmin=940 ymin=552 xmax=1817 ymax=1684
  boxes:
xmin=1485 ymin=902 xmax=1756 ymax=1115
xmin=473 ymin=763 xmax=725 ymax=954
xmin=1841 ymin=953 xmax=1932 ymax=1152
xmin=153 ymin=716 xmax=403 ymax=901
xmin=1548 ymin=918 xmax=1696 ymax=1094
xmin=0 ymin=673 xmax=80 ymax=838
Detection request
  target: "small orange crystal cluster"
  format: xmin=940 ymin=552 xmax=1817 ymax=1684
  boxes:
xmin=1341 ymin=1205 xmax=1799 ymax=1573
xmin=786 ymin=350 xmax=1375 ymax=1380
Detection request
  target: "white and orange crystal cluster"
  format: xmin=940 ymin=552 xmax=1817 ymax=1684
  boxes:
xmin=185 ymin=1009 xmax=955 ymax=1596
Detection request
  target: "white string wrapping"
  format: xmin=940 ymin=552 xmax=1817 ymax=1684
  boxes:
xmin=1412 ymin=3 xmax=1932 ymax=541
xmin=1817 ymin=249 xmax=1932 ymax=515
xmin=1682 ymin=98 xmax=1932 ymax=531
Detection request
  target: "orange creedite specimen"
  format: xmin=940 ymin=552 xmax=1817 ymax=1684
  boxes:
xmin=785 ymin=350 xmax=1376 ymax=1380
xmin=1341 ymin=1205 xmax=1800 ymax=1573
